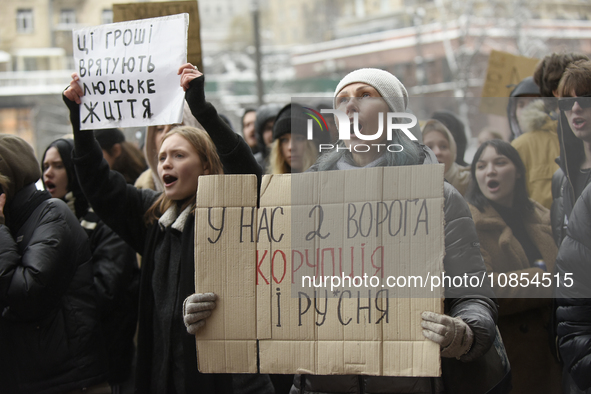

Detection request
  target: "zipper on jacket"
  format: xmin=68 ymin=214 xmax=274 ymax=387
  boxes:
xmin=558 ymin=115 xmax=576 ymax=208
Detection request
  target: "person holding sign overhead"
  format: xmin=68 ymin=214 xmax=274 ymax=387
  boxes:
xmin=63 ymin=64 xmax=273 ymax=394
xmin=283 ymin=68 xmax=508 ymax=394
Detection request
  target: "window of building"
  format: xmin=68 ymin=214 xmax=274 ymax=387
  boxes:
xmin=102 ymin=9 xmax=113 ymax=24
xmin=0 ymin=108 xmax=34 ymax=146
xmin=24 ymin=57 xmax=37 ymax=71
xmin=65 ymin=57 xmax=76 ymax=70
xmin=60 ymin=9 xmax=76 ymax=25
xmin=16 ymin=9 xmax=34 ymax=34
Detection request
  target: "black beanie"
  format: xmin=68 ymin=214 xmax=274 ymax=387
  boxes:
xmin=94 ymin=128 xmax=125 ymax=150
xmin=510 ymin=76 xmax=540 ymax=97
xmin=272 ymin=104 xmax=296 ymax=140
xmin=430 ymin=110 xmax=467 ymax=166
xmin=272 ymin=103 xmax=324 ymax=141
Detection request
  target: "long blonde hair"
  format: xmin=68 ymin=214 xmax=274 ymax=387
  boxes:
xmin=267 ymin=136 xmax=318 ymax=174
xmin=268 ymin=139 xmax=290 ymax=174
xmin=144 ymin=126 xmax=224 ymax=224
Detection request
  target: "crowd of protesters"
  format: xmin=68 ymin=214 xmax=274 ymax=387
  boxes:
xmin=0 ymin=50 xmax=590 ymax=394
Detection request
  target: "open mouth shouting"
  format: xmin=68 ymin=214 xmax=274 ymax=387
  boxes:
xmin=162 ymin=174 xmax=178 ymax=188
xmin=486 ymin=179 xmax=500 ymax=193
xmin=45 ymin=180 xmax=56 ymax=194
xmin=571 ymin=116 xmax=587 ymax=130
xmin=350 ymin=117 xmax=363 ymax=138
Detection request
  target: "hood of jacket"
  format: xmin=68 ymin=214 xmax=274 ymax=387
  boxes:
xmin=519 ymin=99 xmax=557 ymax=135
xmin=507 ymin=77 xmax=541 ymax=140
xmin=0 ymin=134 xmax=40 ymax=203
xmin=254 ymin=103 xmax=282 ymax=154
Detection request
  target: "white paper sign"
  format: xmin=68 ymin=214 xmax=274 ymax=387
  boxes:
xmin=72 ymin=14 xmax=188 ymax=130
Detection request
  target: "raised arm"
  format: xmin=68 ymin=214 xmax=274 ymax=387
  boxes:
xmin=179 ymin=64 xmax=263 ymax=184
xmin=63 ymin=73 xmax=157 ymax=254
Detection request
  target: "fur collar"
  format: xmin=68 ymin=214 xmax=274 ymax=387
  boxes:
xmin=469 ymin=201 xmax=556 ymax=273
xmin=471 ymin=202 xmax=545 ymax=231
xmin=519 ymin=99 xmax=556 ymax=134
xmin=158 ymin=204 xmax=193 ymax=232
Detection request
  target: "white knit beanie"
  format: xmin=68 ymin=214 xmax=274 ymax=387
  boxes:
xmin=333 ymin=68 xmax=423 ymax=141
xmin=334 ymin=68 xmax=408 ymax=112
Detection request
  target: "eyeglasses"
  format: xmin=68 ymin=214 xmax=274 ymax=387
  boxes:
xmin=558 ymin=94 xmax=591 ymax=112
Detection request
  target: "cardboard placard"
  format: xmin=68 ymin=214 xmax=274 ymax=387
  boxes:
xmin=195 ymin=174 xmax=259 ymax=373
xmin=72 ymin=14 xmax=188 ymax=130
xmin=480 ymin=50 xmax=539 ymax=116
xmin=195 ymin=166 xmax=445 ymax=377
xmin=113 ymin=1 xmax=202 ymax=72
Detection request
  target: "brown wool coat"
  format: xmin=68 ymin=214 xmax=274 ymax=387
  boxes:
xmin=469 ymin=201 xmax=562 ymax=394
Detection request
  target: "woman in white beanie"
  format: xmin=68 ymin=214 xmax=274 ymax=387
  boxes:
xmin=310 ymin=68 xmax=422 ymax=171
xmin=294 ymin=68 xmax=510 ymax=394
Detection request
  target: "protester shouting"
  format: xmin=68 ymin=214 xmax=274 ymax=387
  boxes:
xmin=552 ymin=59 xmax=591 ymax=246
xmin=42 ymin=137 xmax=140 ymax=392
xmin=63 ymin=64 xmax=272 ymax=394
xmin=553 ymin=59 xmax=591 ymax=394
xmin=466 ymin=140 xmax=561 ymax=393
xmin=285 ymin=67 xmax=507 ymax=394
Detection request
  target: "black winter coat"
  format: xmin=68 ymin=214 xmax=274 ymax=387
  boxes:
xmin=293 ymin=148 xmax=501 ymax=394
xmin=0 ymin=184 xmax=108 ymax=394
xmin=67 ymin=76 xmax=272 ymax=394
xmin=81 ymin=209 xmax=139 ymax=385
xmin=556 ymin=183 xmax=591 ymax=392
xmin=550 ymin=111 xmax=591 ymax=247
xmin=551 ymin=166 xmax=566 ymax=247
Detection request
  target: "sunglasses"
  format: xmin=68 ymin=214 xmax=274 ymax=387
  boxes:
xmin=558 ymin=94 xmax=591 ymax=111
